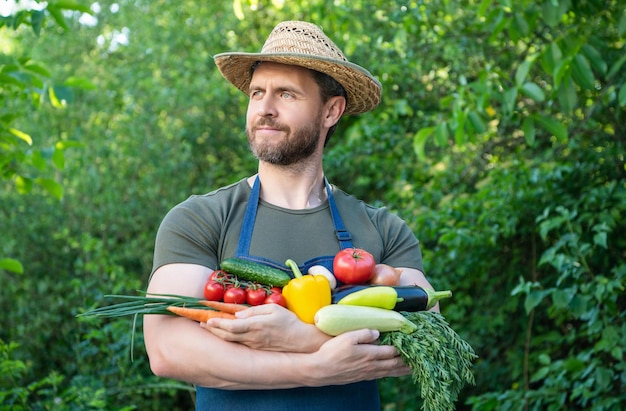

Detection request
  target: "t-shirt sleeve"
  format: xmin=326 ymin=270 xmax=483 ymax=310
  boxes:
xmin=151 ymin=198 xmax=221 ymax=275
xmin=376 ymin=210 xmax=424 ymax=272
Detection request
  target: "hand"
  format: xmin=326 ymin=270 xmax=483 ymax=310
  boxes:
xmin=200 ymin=303 xmax=330 ymax=353
xmin=306 ymin=329 xmax=411 ymax=386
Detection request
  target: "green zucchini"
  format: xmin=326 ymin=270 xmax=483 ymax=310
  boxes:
xmin=220 ymin=257 xmax=291 ymax=287
xmin=314 ymin=304 xmax=417 ymax=336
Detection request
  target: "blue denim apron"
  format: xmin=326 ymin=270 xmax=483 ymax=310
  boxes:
xmin=195 ymin=176 xmax=381 ymax=411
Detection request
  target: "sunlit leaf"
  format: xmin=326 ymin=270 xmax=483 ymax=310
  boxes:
xmin=0 ymin=258 xmax=24 ymax=274
xmin=48 ymin=87 xmax=65 ymax=108
xmin=14 ymin=175 xmax=32 ymax=194
xmin=9 ymin=128 xmax=32 ymax=145
xmin=64 ymin=76 xmax=97 ymax=90
xmin=413 ymin=127 xmax=435 ymax=160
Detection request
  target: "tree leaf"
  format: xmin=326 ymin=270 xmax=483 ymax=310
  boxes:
xmin=525 ymin=290 xmax=548 ymax=314
xmin=607 ymin=53 xmax=626 ymax=79
xmin=413 ymin=127 xmax=435 ymax=160
xmin=533 ymin=114 xmax=568 ymax=141
xmin=515 ymin=59 xmax=533 ymax=87
xmin=434 ymin=122 xmax=449 ymax=147
xmin=35 ymin=178 xmax=64 ymax=199
xmin=581 ymin=44 xmax=607 ymax=75
xmin=521 ymin=82 xmax=545 ymax=102
xmin=552 ymin=288 xmax=574 ymax=309
xmin=522 ymin=117 xmax=535 ymax=146
xmin=572 ymin=54 xmax=595 ymax=90
xmin=65 ymin=76 xmax=97 ymax=90
xmin=556 ymin=76 xmax=577 ymax=114
xmin=502 ymin=87 xmax=518 ymax=117
xmin=9 ymin=128 xmax=33 ymax=145
xmin=0 ymin=258 xmax=24 ymax=274
xmin=468 ymin=111 xmax=486 ymax=134
xmin=541 ymin=41 xmax=562 ymax=76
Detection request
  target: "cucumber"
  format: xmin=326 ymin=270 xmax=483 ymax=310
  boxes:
xmin=220 ymin=257 xmax=291 ymax=287
xmin=314 ymin=304 xmax=417 ymax=336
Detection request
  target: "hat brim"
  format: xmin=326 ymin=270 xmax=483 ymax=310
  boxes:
xmin=214 ymin=52 xmax=382 ymax=115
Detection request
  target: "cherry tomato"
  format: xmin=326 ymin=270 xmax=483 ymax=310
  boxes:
xmin=264 ymin=292 xmax=287 ymax=307
xmin=333 ymin=248 xmax=376 ymax=284
xmin=223 ymin=287 xmax=246 ymax=304
xmin=269 ymin=286 xmax=283 ymax=295
xmin=246 ymin=287 xmax=267 ymax=306
xmin=203 ymin=280 xmax=225 ymax=301
xmin=209 ymin=269 xmax=228 ymax=281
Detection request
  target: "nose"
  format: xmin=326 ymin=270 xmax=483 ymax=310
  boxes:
xmin=255 ymin=95 xmax=278 ymax=118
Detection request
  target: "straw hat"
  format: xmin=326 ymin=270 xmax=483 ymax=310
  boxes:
xmin=214 ymin=21 xmax=381 ymax=115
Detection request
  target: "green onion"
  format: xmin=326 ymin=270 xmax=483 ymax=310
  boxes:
xmin=77 ymin=292 xmax=211 ymax=318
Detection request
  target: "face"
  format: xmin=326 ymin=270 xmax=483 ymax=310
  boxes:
xmin=246 ymin=62 xmax=325 ymax=166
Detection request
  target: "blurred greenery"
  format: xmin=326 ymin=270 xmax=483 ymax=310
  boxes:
xmin=1 ymin=0 xmax=624 ymax=409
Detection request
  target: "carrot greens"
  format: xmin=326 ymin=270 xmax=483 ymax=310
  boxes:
xmin=380 ymin=311 xmax=477 ymax=411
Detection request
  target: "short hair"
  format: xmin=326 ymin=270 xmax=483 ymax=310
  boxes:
xmin=311 ymin=70 xmax=347 ymax=146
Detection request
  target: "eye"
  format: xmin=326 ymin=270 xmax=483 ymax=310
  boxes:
xmin=250 ymin=89 xmax=264 ymax=98
xmin=280 ymin=91 xmax=294 ymax=99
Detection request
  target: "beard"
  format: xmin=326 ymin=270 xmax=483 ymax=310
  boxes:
xmin=246 ymin=112 xmax=322 ymax=166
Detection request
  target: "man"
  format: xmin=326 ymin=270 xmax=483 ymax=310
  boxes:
xmin=144 ymin=21 xmax=437 ymax=411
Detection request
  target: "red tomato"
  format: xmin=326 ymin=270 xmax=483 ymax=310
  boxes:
xmin=223 ymin=287 xmax=247 ymax=304
xmin=264 ymin=292 xmax=287 ymax=307
xmin=209 ymin=270 xmax=224 ymax=280
xmin=246 ymin=287 xmax=267 ymax=306
xmin=269 ymin=286 xmax=282 ymax=295
xmin=203 ymin=280 xmax=225 ymax=301
xmin=333 ymin=248 xmax=376 ymax=284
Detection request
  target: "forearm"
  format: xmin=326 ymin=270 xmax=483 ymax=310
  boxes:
xmin=144 ymin=314 xmax=321 ymax=389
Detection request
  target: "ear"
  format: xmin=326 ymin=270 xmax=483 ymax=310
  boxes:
xmin=323 ymin=96 xmax=346 ymax=128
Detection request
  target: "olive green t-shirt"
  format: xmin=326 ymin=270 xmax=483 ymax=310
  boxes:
xmin=152 ymin=177 xmax=423 ymax=275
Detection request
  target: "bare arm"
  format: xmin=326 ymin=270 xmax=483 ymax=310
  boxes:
xmin=143 ymin=263 xmax=410 ymax=389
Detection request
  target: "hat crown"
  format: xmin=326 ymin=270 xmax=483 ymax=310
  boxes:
xmin=261 ymin=21 xmax=348 ymax=62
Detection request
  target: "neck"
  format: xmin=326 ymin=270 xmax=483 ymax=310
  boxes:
xmin=249 ymin=163 xmax=327 ymax=209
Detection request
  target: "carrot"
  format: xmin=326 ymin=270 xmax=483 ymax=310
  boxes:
xmin=166 ymin=306 xmax=236 ymax=322
xmin=198 ymin=300 xmax=249 ymax=313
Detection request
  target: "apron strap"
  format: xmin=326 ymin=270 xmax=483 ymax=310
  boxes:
xmin=235 ymin=176 xmax=261 ymax=256
xmin=325 ymin=178 xmax=354 ymax=250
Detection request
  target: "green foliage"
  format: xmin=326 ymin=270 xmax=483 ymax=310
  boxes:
xmin=1 ymin=0 xmax=624 ymax=410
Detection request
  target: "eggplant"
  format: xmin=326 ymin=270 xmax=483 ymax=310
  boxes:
xmin=331 ymin=284 xmax=452 ymax=311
